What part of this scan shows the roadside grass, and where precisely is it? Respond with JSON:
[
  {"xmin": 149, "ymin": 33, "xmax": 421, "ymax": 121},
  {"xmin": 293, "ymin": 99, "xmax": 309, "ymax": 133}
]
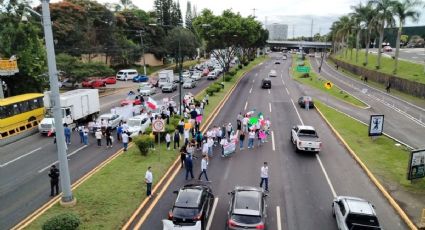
[
  {"xmin": 333, "ymin": 50, "xmax": 425, "ymax": 84},
  {"xmin": 290, "ymin": 57, "xmax": 368, "ymax": 108},
  {"xmin": 326, "ymin": 59, "xmax": 425, "ymax": 108},
  {"xmin": 24, "ymin": 55, "xmax": 267, "ymax": 229},
  {"xmin": 315, "ymin": 101, "xmax": 425, "ymax": 194}
]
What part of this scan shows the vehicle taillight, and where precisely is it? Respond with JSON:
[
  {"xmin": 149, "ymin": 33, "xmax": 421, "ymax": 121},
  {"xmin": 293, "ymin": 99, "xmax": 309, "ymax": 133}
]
[
  {"xmin": 194, "ymin": 213, "xmax": 202, "ymax": 221},
  {"xmin": 168, "ymin": 211, "xmax": 173, "ymax": 220},
  {"xmin": 256, "ymin": 223, "xmax": 265, "ymax": 229},
  {"xmin": 319, "ymin": 142, "xmax": 323, "ymax": 148},
  {"xmin": 228, "ymin": 219, "xmax": 237, "ymax": 227}
]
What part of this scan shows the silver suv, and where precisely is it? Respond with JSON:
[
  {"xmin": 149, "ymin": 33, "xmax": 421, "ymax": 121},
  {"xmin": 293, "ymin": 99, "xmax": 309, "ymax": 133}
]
[{"xmin": 332, "ymin": 196, "xmax": 382, "ymax": 230}]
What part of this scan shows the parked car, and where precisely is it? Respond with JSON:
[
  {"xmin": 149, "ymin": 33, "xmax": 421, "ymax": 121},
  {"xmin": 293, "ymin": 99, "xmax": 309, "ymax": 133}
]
[
  {"xmin": 282, "ymin": 55, "xmax": 287, "ymax": 60},
  {"xmin": 95, "ymin": 113, "xmax": 123, "ymax": 129},
  {"xmin": 332, "ymin": 196, "xmax": 382, "ymax": 230},
  {"xmin": 82, "ymin": 79, "xmax": 106, "ymax": 88},
  {"xmin": 127, "ymin": 114, "xmax": 151, "ymax": 138},
  {"xmin": 183, "ymin": 79, "xmax": 196, "ymax": 89},
  {"xmin": 139, "ymin": 85, "xmax": 156, "ymax": 96},
  {"xmin": 120, "ymin": 94, "xmax": 142, "ymax": 106},
  {"xmin": 133, "ymin": 75, "xmax": 149, "ymax": 83},
  {"xmin": 191, "ymin": 72, "xmax": 202, "ymax": 81},
  {"xmin": 261, "ymin": 78, "xmax": 271, "ymax": 89},
  {"xmin": 102, "ymin": 76, "xmax": 117, "ymax": 84},
  {"xmin": 226, "ymin": 186, "xmax": 267, "ymax": 230},
  {"xmin": 269, "ymin": 70, "xmax": 277, "ymax": 77},
  {"xmin": 298, "ymin": 96, "xmax": 314, "ymax": 109},
  {"xmin": 162, "ymin": 82, "xmax": 177, "ymax": 93},
  {"xmin": 207, "ymin": 71, "xmax": 218, "ymax": 80},
  {"xmin": 60, "ymin": 78, "xmax": 81, "ymax": 88},
  {"xmin": 383, "ymin": 46, "xmax": 392, "ymax": 52},
  {"xmin": 202, "ymin": 68, "xmax": 210, "ymax": 76},
  {"xmin": 168, "ymin": 184, "xmax": 214, "ymax": 230},
  {"xmin": 290, "ymin": 125, "xmax": 322, "ymax": 153}
]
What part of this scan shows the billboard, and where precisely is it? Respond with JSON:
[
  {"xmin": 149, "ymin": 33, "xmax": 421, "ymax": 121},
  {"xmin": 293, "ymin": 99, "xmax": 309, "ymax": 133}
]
[
  {"xmin": 368, "ymin": 115, "xmax": 384, "ymax": 136},
  {"xmin": 407, "ymin": 149, "xmax": 425, "ymax": 180}
]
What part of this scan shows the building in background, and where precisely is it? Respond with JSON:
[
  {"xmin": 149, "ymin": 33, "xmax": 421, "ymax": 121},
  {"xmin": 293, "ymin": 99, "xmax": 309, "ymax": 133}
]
[{"xmin": 266, "ymin": 23, "xmax": 288, "ymax": 41}]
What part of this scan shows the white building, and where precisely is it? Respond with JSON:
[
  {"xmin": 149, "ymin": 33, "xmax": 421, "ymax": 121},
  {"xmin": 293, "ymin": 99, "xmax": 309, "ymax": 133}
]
[{"xmin": 266, "ymin": 23, "xmax": 288, "ymax": 41}]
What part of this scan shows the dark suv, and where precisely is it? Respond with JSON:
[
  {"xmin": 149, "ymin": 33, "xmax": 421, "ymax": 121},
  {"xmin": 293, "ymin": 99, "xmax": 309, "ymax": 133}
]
[
  {"xmin": 261, "ymin": 78, "xmax": 271, "ymax": 89},
  {"xmin": 168, "ymin": 184, "xmax": 214, "ymax": 230},
  {"xmin": 226, "ymin": 186, "xmax": 267, "ymax": 230}
]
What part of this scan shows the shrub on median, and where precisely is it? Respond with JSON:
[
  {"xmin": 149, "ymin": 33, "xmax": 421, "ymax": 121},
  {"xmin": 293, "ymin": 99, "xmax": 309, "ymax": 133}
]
[
  {"xmin": 134, "ymin": 135, "xmax": 154, "ymax": 156},
  {"xmin": 42, "ymin": 213, "xmax": 81, "ymax": 230},
  {"xmin": 206, "ymin": 88, "xmax": 215, "ymax": 96}
]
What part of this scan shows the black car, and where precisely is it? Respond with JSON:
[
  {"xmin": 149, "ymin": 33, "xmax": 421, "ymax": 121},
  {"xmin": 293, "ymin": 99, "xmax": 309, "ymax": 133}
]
[
  {"xmin": 298, "ymin": 96, "xmax": 314, "ymax": 109},
  {"xmin": 168, "ymin": 184, "xmax": 214, "ymax": 230},
  {"xmin": 261, "ymin": 78, "xmax": 271, "ymax": 89},
  {"xmin": 227, "ymin": 186, "xmax": 267, "ymax": 230},
  {"xmin": 274, "ymin": 60, "xmax": 281, "ymax": 64}
]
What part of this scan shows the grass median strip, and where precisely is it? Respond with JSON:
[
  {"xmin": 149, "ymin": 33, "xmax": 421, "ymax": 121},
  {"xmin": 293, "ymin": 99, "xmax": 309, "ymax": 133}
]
[
  {"xmin": 24, "ymin": 56, "xmax": 267, "ymax": 229},
  {"xmin": 291, "ymin": 57, "xmax": 368, "ymax": 108},
  {"xmin": 315, "ymin": 101, "xmax": 425, "ymax": 194}
]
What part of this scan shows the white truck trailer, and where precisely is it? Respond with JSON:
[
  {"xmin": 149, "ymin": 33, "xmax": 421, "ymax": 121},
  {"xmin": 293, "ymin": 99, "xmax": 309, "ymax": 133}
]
[
  {"xmin": 38, "ymin": 89, "xmax": 100, "ymax": 134},
  {"xmin": 158, "ymin": 70, "xmax": 174, "ymax": 88}
]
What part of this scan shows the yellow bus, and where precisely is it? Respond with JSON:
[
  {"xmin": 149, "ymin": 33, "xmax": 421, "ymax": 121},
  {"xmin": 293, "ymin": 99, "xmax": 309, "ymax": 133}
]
[{"xmin": 0, "ymin": 93, "xmax": 44, "ymax": 139}]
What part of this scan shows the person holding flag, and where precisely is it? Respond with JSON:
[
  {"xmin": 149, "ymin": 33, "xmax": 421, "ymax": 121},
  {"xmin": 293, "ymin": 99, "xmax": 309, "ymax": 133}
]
[{"xmin": 146, "ymin": 97, "xmax": 158, "ymax": 110}]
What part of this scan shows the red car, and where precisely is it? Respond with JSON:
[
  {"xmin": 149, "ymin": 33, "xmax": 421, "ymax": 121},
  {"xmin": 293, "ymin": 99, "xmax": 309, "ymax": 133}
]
[
  {"xmin": 102, "ymin": 76, "xmax": 117, "ymax": 84},
  {"xmin": 120, "ymin": 94, "xmax": 142, "ymax": 106},
  {"xmin": 202, "ymin": 68, "xmax": 209, "ymax": 76},
  {"xmin": 82, "ymin": 79, "xmax": 106, "ymax": 88}
]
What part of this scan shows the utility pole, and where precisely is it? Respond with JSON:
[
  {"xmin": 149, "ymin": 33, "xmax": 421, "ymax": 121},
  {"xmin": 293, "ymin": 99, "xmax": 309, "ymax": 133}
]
[
  {"xmin": 292, "ymin": 24, "xmax": 295, "ymax": 40},
  {"xmin": 178, "ymin": 29, "xmax": 182, "ymax": 116},
  {"xmin": 310, "ymin": 18, "xmax": 314, "ymax": 41},
  {"xmin": 41, "ymin": 0, "xmax": 74, "ymax": 204},
  {"xmin": 252, "ymin": 8, "xmax": 257, "ymax": 18},
  {"xmin": 139, "ymin": 30, "xmax": 147, "ymax": 76}
]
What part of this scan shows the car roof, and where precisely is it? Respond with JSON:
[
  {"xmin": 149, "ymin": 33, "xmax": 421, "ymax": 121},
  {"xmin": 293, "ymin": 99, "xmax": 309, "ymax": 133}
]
[
  {"xmin": 339, "ymin": 196, "xmax": 376, "ymax": 215},
  {"xmin": 99, "ymin": 113, "xmax": 114, "ymax": 118},
  {"xmin": 233, "ymin": 189, "xmax": 262, "ymax": 216},
  {"xmin": 118, "ymin": 69, "xmax": 137, "ymax": 72}
]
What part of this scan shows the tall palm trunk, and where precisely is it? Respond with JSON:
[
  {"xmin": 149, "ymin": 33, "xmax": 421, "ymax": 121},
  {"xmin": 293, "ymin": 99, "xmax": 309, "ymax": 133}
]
[
  {"xmin": 364, "ymin": 27, "xmax": 371, "ymax": 66},
  {"xmin": 393, "ymin": 22, "xmax": 402, "ymax": 74},
  {"xmin": 355, "ymin": 29, "xmax": 360, "ymax": 63},
  {"xmin": 376, "ymin": 23, "xmax": 384, "ymax": 69},
  {"xmin": 345, "ymin": 35, "xmax": 349, "ymax": 58}
]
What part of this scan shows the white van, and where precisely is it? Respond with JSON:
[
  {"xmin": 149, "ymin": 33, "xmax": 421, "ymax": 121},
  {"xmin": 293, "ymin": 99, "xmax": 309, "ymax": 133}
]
[{"xmin": 116, "ymin": 69, "xmax": 138, "ymax": 81}]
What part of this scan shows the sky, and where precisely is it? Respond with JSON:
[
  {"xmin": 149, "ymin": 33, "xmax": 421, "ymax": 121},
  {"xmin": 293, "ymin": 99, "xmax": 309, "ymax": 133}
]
[{"xmin": 53, "ymin": 0, "xmax": 425, "ymax": 38}]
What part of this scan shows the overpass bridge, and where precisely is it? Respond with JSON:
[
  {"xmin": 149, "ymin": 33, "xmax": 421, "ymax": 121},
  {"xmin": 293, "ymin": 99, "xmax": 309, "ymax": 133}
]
[{"xmin": 267, "ymin": 40, "xmax": 331, "ymax": 51}]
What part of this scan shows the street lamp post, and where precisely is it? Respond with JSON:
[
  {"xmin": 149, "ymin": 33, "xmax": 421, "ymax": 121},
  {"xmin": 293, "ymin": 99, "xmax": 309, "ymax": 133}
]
[
  {"xmin": 138, "ymin": 30, "xmax": 147, "ymax": 76},
  {"xmin": 40, "ymin": 0, "xmax": 74, "ymax": 204}
]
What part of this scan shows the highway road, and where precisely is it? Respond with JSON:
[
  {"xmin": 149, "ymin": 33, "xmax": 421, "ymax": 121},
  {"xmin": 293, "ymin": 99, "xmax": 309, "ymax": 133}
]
[
  {"xmin": 135, "ymin": 54, "xmax": 407, "ymax": 230},
  {"xmin": 369, "ymin": 48, "xmax": 425, "ymax": 64},
  {"xmin": 0, "ymin": 76, "xmax": 213, "ymax": 229}
]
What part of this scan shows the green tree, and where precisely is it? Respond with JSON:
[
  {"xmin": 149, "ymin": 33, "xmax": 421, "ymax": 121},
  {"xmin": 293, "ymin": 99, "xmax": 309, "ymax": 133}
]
[
  {"xmin": 170, "ymin": 1, "xmax": 182, "ymax": 26},
  {"xmin": 185, "ymin": 1, "xmax": 193, "ymax": 31},
  {"xmin": 392, "ymin": 0, "xmax": 422, "ymax": 74},
  {"xmin": 164, "ymin": 27, "xmax": 199, "ymax": 66},
  {"xmin": 400, "ymin": 34, "xmax": 409, "ymax": 45}
]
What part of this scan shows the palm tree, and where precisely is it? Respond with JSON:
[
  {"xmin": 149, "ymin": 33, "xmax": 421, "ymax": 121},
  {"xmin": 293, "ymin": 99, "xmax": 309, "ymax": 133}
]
[
  {"xmin": 336, "ymin": 16, "xmax": 354, "ymax": 59},
  {"xmin": 362, "ymin": 3, "xmax": 377, "ymax": 66},
  {"xmin": 351, "ymin": 3, "xmax": 374, "ymax": 64},
  {"xmin": 392, "ymin": 0, "xmax": 422, "ymax": 74},
  {"xmin": 369, "ymin": 0, "xmax": 397, "ymax": 69}
]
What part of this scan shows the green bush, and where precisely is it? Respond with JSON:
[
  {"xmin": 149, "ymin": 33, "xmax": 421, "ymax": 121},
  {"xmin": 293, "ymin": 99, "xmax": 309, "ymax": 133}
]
[
  {"xmin": 243, "ymin": 62, "xmax": 249, "ymax": 66},
  {"xmin": 224, "ymin": 76, "xmax": 232, "ymax": 82},
  {"xmin": 211, "ymin": 84, "xmax": 221, "ymax": 92},
  {"xmin": 144, "ymin": 126, "xmax": 152, "ymax": 135},
  {"xmin": 42, "ymin": 213, "xmax": 81, "ymax": 230},
  {"xmin": 134, "ymin": 135, "xmax": 154, "ymax": 156},
  {"xmin": 238, "ymin": 64, "xmax": 243, "ymax": 69},
  {"xmin": 206, "ymin": 88, "xmax": 215, "ymax": 96},
  {"xmin": 228, "ymin": 69, "xmax": 237, "ymax": 76}
]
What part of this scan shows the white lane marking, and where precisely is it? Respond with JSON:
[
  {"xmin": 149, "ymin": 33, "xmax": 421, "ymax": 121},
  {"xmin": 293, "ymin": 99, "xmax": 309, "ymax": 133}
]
[
  {"xmin": 253, "ymin": 79, "xmax": 255, "ymax": 83},
  {"xmin": 206, "ymin": 197, "xmax": 219, "ymax": 230},
  {"xmin": 0, "ymin": 147, "xmax": 42, "ymax": 167},
  {"xmin": 38, "ymin": 145, "xmax": 87, "ymax": 173},
  {"xmin": 282, "ymin": 78, "xmax": 285, "ymax": 85},
  {"xmin": 271, "ymin": 131, "xmax": 276, "ymax": 151},
  {"xmin": 268, "ymin": 89, "xmax": 271, "ymax": 94},
  {"xmin": 244, "ymin": 101, "xmax": 248, "ymax": 111},
  {"xmin": 290, "ymin": 98, "xmax": 304, "ymax": 125},
  {"xmin": 249, "ymin": 87, "xmax": 253, "ymax": 94},
  {"xmin": 269, "ymin": 103, "xmax": 272, "ymax": 113},
  {"xmin": 285, "ymin": 87, "xmax": 290, "ymax": 95},
  {"xmin": 280, "ymin": 73, "xmax": 283, "ymax": 79},
  {"xmin": 412, "ymin": 56, "xmax": 418, "ymax": 59},
  {"xmin": 316, "ymin": 154, "xmax": 337, "ymax": 198},
  {"xmin": 276, "ymin": 206, "xmax": 282, "ymax": 230}
]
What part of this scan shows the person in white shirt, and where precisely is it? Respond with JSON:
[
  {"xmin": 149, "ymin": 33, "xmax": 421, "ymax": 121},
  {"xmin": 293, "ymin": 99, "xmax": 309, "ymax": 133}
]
[
  {"xmin": 122, "ymin": 132, "xmax": 129, "ymax": 151},
  {"xmin": 122, "ymin": 121, "xmax": 129, "ymax": 132},
  {"xmin": 198, "ymin": 155, "xmax": 210, "ymax": 181},
  {"xmin": 145, "ymin": 166, "xmax": 153, "ymax": 197},
  {"xmin": 220, "ymin": 138, "xmax": 228, "ymax": 157},
  {"xmin": 260, "ymin": 162, "xmax": 269, "ymax": 192},
  {"xmin": 207, "ymin": 137, "xmax": 214, "ymax": 157},
  {"xmin": 165, "ymin": 133, "xmax": 171, "ymax": 150},
  {"xmin": 248, "ymin": 130, "xmax": 256, "ymax": 149},
  {"xmin": 95, "ymin": 129, "xmax": 102, "ymax": 146},
  {"xmin": 202, "ymin": 140, "xmax": 209, "ymax": 156},
  {"xmin": 242, "ymin": 116, "xmax": 249, "ymax": 133}
]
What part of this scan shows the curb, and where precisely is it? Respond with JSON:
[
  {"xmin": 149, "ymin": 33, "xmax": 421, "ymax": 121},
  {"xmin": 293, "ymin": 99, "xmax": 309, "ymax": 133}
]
[{"xmin": 315, "ymin": 105, "xmax": 418, "ymax": 230}]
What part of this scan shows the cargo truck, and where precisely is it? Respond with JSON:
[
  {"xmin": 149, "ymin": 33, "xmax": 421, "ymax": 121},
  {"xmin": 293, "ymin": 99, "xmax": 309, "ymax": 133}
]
[
  {"xmin": 158, "ymin": 70, "xmax": 175, "ymax": 88},
  {"xmin": 38, "ymin": 89, "xmax": 100, "ymax": 134}
]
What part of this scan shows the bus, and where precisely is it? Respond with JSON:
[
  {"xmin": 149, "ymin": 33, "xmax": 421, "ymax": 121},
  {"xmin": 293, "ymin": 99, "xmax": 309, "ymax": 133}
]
[{"xmin": 0, "ymin": 93, "xmax": 44, "ymax": 139}]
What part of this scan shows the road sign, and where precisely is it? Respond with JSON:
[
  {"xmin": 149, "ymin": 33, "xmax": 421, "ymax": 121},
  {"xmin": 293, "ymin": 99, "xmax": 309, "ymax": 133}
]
[
  {"xmin": 0, "ymin": 59, "xmax": 19, "ymax": 76},
  {"xmin": 368, "ymin": 115, "xmax": 384, "ymax": 136},
  {"xmin": 324, "ymin": 81, "xmax": 333, "ymax": 89},
  {"xmin": 407, "ymin": 149, "xmax": 425, "ymax": 180},
  {"xmin": 296, "ymin": 66, "xmax": 310, "ymax": 73},
  {"xmin": 152, "ymin": 119, "xmax": 165, "ymax": 132}
]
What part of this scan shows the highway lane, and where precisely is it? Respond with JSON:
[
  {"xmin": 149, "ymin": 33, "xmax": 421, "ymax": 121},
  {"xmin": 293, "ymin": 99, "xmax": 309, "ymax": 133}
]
[
  {"xmin": 368, "ymin": 48, "xmax": 425, "ymax": 64},
  {"xmin": 137, "ymin": 54, "xmax": 406, "ymax": 230},
  {"xmin": 0, "ymin": 77, "xmax": 213, "ymax": 229},
  {"xmin": 310, "ymin": 56, "xmax": 425, "ymax": 149}
]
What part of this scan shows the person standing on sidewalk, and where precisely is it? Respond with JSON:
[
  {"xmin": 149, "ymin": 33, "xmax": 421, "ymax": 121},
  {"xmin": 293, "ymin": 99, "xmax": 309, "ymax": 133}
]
[
  {"xmin": 239, "ymin": 131, "xmax": 245, "ymax": 150},
  {"xmin": 185, "ymin": 153, "xmax": 194, "ymax": 180},
  {"xmin": 122, "ymin": 131, "xmax": 129, "ymax": 151},
  {"xmin": 145, "ymin": 166, "xmax": 153, "ymax": 197},
  {"xmin": 48, "ymin": 165, "xmax": 60, "ymax": 196},
  {"xmin": 260, "ymin": 162, "xmax": 269, "ymax": 192},
  {"xmin": 165, "ymin": 132, "xmax": 171, "ymax": 150},
  {"xmin": 198, "ymin": 155, "xmax": 210, "ymax": 182},
  {"xmin": 95, "ymin": 129, "xmax": 102, "ymax": 146}
]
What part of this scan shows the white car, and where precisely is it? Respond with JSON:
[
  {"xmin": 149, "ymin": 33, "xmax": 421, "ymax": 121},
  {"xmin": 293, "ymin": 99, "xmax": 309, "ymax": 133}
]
[
  {"xmin": 127, "ymin": 114, "xmax": 151, "ymax": 138},
  {"xmin": 182, "ymin": 71, "xmax": 191, "ymax": 78},
  {"xmin": 269, "ymin": 70, "xmax": 277, "ymax": 77},
  {"xmin": 96, "ymin": 113, "xmax": 123, "ymax": 129},
  {"xmin": 207, "ymin": 71, "xmax": 217, "ymax": 80},
  {"xmin": 162, "ymin": 220, "xmax": 201, "ymax": 230},
  {"xmin": 139, "ymin": 86, "xmax": 156, "ymax": 96},
  {"xmin": 191, "ymin": 72, "xmax": 202, "ymax": 81},
  {"xmin": 183, "ymin": 79, "xmax": 196, "ymax": 89}
]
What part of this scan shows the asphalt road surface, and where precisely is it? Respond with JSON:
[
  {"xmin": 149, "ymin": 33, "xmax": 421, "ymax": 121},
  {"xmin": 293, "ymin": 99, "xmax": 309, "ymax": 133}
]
[
  {"xmin": 369, "ymin": 48, "xmax": 425, "ymax": 64},
  {"xmin": 0, "ymin": 77, "xmax": 213, "ymax": 229},
  {"xmin": 136, "ymin": 54, "xmax": 407, "ymax": 230}
]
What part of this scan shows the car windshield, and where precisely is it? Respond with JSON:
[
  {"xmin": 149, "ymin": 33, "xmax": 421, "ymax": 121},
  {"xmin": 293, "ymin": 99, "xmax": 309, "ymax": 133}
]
[
  {"xmin": 172, "ymin": 207, "xmax": 199, "ymax": 218},
  {"xmin": 231, "ymin": 214, "xmax": 261, "ymax": 224},
  {"xmin": 128, "ymin": 120, "xmax": 141, "ymax": 127},
  {"xmin": 234, "ymin": 191, "xmax": 260, "ymax": 211}
]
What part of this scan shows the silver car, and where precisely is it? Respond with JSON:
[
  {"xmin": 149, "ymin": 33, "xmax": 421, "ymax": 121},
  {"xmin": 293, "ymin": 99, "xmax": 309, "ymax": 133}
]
[
  {"xmin": 332, "ymin": 196, "xmax": 382, "ymax": 230},
  {"xmin": 183, "ymin": 79, "xmax": 196, "ymax": 89},
  {"xmin": 162, "ymin": 82, "xmax": 177, "ymax": 93},
  {"xmin": 96, "ymin": 113, "xmax": 123, "ymax": 129},
  {"xmin": 139, "ymin": 86, "xmax": 156, "ymax": 96}
]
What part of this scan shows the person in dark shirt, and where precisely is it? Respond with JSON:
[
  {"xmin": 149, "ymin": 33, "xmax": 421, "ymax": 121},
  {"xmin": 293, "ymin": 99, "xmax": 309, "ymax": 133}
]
[{"xmin": 48, "ymin": 165, "xmax": 60, "ymax": 196}]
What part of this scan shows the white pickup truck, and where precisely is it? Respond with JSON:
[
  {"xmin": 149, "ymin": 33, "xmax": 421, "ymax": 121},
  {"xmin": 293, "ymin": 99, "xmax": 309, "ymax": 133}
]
[{"xmin": 290, "ymin": 125, "xmax": 322, "ymax": 153}]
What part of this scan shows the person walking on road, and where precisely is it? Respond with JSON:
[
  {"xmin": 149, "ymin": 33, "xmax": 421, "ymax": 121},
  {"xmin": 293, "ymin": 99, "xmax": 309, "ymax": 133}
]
[
  {"xmin": 83, "ymin": 126, "xmax": 89, "ymax": 145},
  {"xmin": 220, "ymin": 137, "xmax": 228, "ymax": 157},
  {"xmin": 145, "ymin": 166, "xmax": 153, "ymax": 197},
  {"xmin": 386, "ymin": 81, "xmax": 391, "ymax": 93},
  {"xmin": 117, "ymin": 124, "xmax": 123, "ymax": 142},
  {"xmin": 198, "ymin": 155, "xmax": 210, "ymax": 182},
  {"xmin": 122, "ymin": 131, "xmax": 129, "ymax": 151},
  {"xmin": 305, "ymin": 97, "xmax": 310, "ymax": 111},
  {"xmin": 173, "ymin": 129, "xmax": 180, "ymax": 149},
  {"xmin": 248, "ymin": 129, "xmax": 255, "ymax": 149},
  {"xmin": 165, "ymin": 132, "xmax": 171, "ymax": 150},
  {"xmin": 95, "ymin": 129, "xmax": 102, "ymax": 146},
  {"xmin": 207, "ymin": 137, "xmax": 214, "ymax": 157},
  {"xmin": 239, "ymin": 131, "xmax": 245, "ymax": 150},
  {"xmin": 78, "ymin": 125, "xmax": 84, "ymax": 143},
  {"xmin": 48, "ymin": 165, "xmax": 60, "ymax": 196},
  {"xmin": 180, "ymin": 146, "xmax": 186, "ymax": 168},
  {"xmin": 185, "ymin": 153, "xmax": 194, "ymax": 180},
  {"xmin": 64, "ymin": 124, "xmax": 71, "ymax": 145},
  {"xmin": 105, "ymin": 127, "xmax": 113, "ymax": 148},
  {"xmin": 260, "ymin": 162, "xmax": 269, "ymax": 192},
  {"xmin": 226, "ymin": 123, "xmax": 233, "ymax": 139}
]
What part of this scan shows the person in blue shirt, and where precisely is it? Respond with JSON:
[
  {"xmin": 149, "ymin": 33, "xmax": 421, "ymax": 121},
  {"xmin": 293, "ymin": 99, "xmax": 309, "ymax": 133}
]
[
  {"xmin": 64, "ymin": 124, "xmax": 71, "ymax": 145},
  {"xmin": 117, "ymin": 124, "xmax": 123, "ymax": 142}
]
